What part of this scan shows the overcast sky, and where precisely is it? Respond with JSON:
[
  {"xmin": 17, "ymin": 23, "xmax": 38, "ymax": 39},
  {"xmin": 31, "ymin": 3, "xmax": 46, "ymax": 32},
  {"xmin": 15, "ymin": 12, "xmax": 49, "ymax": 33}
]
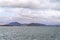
[{"xmin": 0, "ymin": 0, "xmax": 60, "ymax": 25}]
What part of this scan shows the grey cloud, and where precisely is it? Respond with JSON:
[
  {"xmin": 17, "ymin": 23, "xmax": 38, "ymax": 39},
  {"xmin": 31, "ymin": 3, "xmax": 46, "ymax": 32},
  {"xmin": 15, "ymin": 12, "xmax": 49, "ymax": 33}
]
[
  {"xmin": 49, "ymin": 0, "xmax": 60, "ymax": 10},
  {"xmin": 50, "ymin": 0, "xmax": 60, "ymax": 2},
  {"xmin": 0, "ymin": 0, "xmax": 58, "ymax": 9}
]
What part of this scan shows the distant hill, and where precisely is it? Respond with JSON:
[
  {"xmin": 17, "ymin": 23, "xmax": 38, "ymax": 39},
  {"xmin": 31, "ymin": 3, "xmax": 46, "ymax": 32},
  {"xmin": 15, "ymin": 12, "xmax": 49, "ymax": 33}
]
[
  {"xmin": 3, "ymin": 22, "xmax": 21, "ymax": 26},
  {"xmin": 1, "ymin": 22, "xmax": 47, "ymax": 26},
  {"xmin": 27, "ymin": 23, "xmax": 46, "ymax": 26}
]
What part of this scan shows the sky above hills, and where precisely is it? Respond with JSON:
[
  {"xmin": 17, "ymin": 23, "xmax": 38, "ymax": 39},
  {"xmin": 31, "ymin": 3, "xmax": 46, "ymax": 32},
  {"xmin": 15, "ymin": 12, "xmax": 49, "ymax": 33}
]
[{"xmin": 0, "ymin": 0, "xmax": 60, "ymax": 25}]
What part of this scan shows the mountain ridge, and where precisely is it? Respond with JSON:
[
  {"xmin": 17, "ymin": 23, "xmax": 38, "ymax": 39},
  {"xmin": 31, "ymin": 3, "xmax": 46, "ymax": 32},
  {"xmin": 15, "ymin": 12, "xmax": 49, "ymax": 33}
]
[
  {"xmin": 2, "ymin": 22, "xmax": 46, "ymax": 26},
  {"xmin": 1, "ymin": 22, "xmax": 60, "ymax": 26}
]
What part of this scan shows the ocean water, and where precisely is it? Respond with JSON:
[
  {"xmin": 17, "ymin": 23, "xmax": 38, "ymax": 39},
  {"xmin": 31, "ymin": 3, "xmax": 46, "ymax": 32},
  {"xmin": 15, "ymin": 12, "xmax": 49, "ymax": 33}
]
[{"xmin": 0, "ymin": 26, "xmax": 59, "ymax": 40}]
